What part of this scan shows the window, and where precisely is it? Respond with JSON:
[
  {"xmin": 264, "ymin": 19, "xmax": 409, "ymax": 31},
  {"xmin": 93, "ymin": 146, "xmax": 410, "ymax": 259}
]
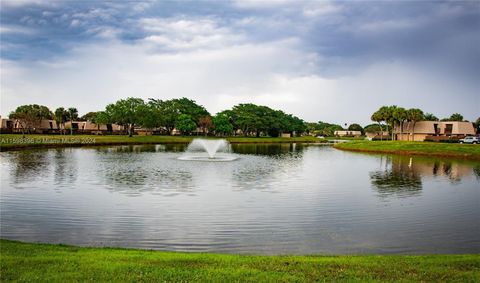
[{"xmin": 445, "ymin": 124, "xmax": 453, "ymax": 136}]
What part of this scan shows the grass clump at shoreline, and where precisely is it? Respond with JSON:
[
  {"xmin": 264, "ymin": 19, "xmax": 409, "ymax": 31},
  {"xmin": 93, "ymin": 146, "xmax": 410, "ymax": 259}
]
[
  {"xmin": 1, "ymin": 240, "xmax": 479, "ymax": 282},
  {"xmin": 0, "ymin": 134, "xmax": 323, "ymax": 151},
  {"xmin": 334, "ymin": 140, "xmax": 480, "ymax": 160}
]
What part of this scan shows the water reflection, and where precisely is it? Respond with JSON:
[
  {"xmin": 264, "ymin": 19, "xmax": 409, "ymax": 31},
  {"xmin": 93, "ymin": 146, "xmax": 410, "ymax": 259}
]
[
  {"xmin": 94, "ymin": 144, "xmax": 187, "ymax": 153},
  {"xmin": 7, "ymin": 150, "xmax": 50, "ymax": 185},
  {"xmin": 474, "ymin": 166, "xmax": 480, "ymax": 180},
  {"xmin": 53, "ymin": 148, "xmax": 78, "ymax": 186},
  {"xmin": 230, "ymin": 143, "xmax": 304, "ymax": 156},
  {"xmin": 370, "ymin": 155, "xmax": 478, "ymax": 198},
  {"xmin": 1, "ymin": 145, "xmax": 479, "ymax": 254}
]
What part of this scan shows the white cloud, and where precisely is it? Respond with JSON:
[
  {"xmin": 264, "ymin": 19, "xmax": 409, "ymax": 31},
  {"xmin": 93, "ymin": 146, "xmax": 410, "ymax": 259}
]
[
  {"xmin": 0, "ymin": 25, "xmax": 35, "ymax": 34},
  {"xmin": 0, "ymin": 36, "xmax": 316, "ymax": 117},
  {"xmin": 139, "ymin": 17, "xmax": 244, "ymax": 51},
  {"xmin": 1, "ymin": 0, "xmax": 53, "ymax": 7},
  {"xmin": 302, "ymin": 2, "xmax": 342, "ymax": 17},
  {"xmin": 232, "ymin": 0, "xmax": 294, "ymax": 9},
  {"xmin": 356, "ymin": 19, "xmax": 417, "ymax": 33}
]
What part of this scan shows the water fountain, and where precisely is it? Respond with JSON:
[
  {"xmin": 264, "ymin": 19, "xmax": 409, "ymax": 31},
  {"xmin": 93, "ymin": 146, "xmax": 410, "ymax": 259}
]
[{"xmin": 178, "ymin": 138, "xmax": 238, "ymax": 161}]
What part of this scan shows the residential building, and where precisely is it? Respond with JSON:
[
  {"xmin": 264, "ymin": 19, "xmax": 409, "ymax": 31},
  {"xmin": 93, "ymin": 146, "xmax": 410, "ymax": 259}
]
[
  {"xmin": 334, "ymin": 130, "xmax": 362, "ymax": 137},
  {"xmin": 395, "ymin": 121, "xmax": 475, "ymax": 141}
]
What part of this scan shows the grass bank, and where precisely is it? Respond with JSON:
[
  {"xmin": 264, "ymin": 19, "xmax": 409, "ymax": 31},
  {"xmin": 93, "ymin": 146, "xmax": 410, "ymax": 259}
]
[
  {"xmin": 334, "ymin": 140, "xmax": 480, "ymax": 160},
  {"xmin": 1, "ymin": 240, "xmax": 479, "ymax": 282},
  {"xmin": 0, "ymin": 134, "xmax": 322, "ymax": 151}
]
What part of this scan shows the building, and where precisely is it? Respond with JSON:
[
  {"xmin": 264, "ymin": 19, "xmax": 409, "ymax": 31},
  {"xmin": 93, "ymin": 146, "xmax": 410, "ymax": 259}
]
[
  {"xmin": 334, "ymin": 130, "xmax": 362, "ymax": 137},
  {"xmin": 64, "ymin": 121, "xmax": 123, "ymax": 134},
  {"xmin": 395, "ymin": 121, "xmax": 475, "ymax": 141},
  {"xmin": 0, "ymin": 117, "xmax": 14, "ymax": 133},
  {"xmin": 1, "ymin": 117, "xmax": 124, "ymax": 134},
  {"xmin": 0, "ymin": 118, "xmax": 59, "ymax": 134}
]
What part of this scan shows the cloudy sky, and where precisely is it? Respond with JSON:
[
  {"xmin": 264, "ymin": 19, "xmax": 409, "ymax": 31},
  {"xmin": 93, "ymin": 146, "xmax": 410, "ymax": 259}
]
[{"xmin": 1, "ymin": 0, "xmax": 479, "ymax": 125}]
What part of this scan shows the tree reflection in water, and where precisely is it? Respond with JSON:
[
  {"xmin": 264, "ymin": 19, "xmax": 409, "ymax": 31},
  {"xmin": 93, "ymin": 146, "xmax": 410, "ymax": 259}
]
[
  {"xmin": 370, "ymin": 156, "xmax": 422, "ymax": 198},
  {"xmin": 370, "ymin": 155, "xmax": 478, "ymax": 198},
  {"xmin": 10, "ymin": 150, "xmax": 50, "ymax": 185}
]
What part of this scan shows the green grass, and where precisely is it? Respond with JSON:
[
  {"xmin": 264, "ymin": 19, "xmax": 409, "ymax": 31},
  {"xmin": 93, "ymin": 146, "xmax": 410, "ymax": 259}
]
[
  {"xmin": 0, "ymin": 134, "xmax": 323, "ymax": 151},
  {"xmin": 1, "ymin": 240, "xmax": 479, "ymax": 282},
  {"xmin": 334, "ymin": 140, "xmax": 480, "ymax": 160}
]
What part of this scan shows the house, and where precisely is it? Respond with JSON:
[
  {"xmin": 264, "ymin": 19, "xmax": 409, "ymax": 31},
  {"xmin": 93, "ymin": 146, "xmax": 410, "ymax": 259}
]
[
  {"xmin": 64, "ymin": 121, "xmax": 123, "ymax": 134},
  {"xmin": 0, "ymin": 117, "xmax": 14, "ymax": 133},
  {"xmin": 334, "ymin": 130, "xmax": 362, "ymax": 137},
  {"xmin": 2, "ymin": 117, "xmax": 124, "ymax": 134},
  {"xmin": 395, "ymin": 121, "xmax": 475, "ymax": 141},
  {"xmin": 5, "ymin": 118, "xmax": 59, "ymax": 134}
]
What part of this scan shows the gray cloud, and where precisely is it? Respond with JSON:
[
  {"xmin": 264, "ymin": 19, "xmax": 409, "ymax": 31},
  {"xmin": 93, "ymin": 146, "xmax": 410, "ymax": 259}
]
[{"xmin": 1, "ymin": 0, "xmax": 479, "ymax": 124}]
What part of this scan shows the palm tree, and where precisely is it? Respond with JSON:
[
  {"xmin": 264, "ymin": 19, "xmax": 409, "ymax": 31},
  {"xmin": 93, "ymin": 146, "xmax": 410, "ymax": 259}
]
[
  {"xmin": 371, "ymin": 110, "xmax": 385, "ymax": 140},
  {"xmin": 371, "ymin": 106, "xmax": 393, "ymax": 140},
  {"xmin": 393, "ymin": 107, "xmax": 407, "ymax": 141},
  {"xmin": 424, "ymin": 113, "xmax": 438, "ymax": 121},
  {"xmin": 67, "ymin": 107, "xmax": 78, "ymax": 135},
  {"xmin": 383, "ymin": 105, "xmax": 398, "ymax": 140},
  {"xmin": 406, "ymin": 108, "xmax": 424, "ymax": 141},
  {"xmin": 54, "ymin": 107, "xmax": 67, "ymax": 135}
]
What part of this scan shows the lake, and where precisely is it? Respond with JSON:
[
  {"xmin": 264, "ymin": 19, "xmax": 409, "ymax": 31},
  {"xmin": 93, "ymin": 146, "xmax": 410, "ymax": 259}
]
[{"xmin": 1, "ymin": 143, "xmax": 479, "ymax": 254}]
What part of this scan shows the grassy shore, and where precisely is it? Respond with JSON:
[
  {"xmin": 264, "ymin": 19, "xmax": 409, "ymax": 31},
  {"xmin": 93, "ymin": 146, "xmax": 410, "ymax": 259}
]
[
  {"xmin": 334, "ymin": 140, "xmax": 480, "ymax": 160},
  {"xmin": 0, "ymin": 134, "xmax": 322, "ymax": 151},
  {"xmin": 1, "ymin": 240, "xmax": 479, "ymax": 282}
]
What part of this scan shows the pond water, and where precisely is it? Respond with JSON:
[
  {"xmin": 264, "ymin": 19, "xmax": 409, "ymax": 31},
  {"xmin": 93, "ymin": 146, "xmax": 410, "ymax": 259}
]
[{"xmin": 1, "ymin": 144, "xmax": 479, "ymax": 254}]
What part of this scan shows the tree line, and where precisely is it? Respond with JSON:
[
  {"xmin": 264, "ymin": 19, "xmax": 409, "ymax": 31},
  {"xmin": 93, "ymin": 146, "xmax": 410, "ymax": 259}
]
[
  {"xmin": 7, "ymin": 100, "xmax": 478, "ymax": 138},
  {"xmin": 7, "ymin": 98, "xmax": 307, "ymax": 137}
]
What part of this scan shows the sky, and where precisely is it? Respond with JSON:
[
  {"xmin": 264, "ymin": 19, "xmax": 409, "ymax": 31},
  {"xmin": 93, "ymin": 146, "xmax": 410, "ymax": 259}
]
[{"xmin": 1, "ymin": 0, "xmax": 479, "ymax": 125}]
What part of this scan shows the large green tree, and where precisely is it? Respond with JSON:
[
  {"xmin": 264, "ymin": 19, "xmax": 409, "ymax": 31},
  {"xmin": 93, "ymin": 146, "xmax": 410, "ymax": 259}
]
[
  {"xmin": 139, "ymin": 100, "xmax": 165, "ymax": 131},
  {"xmin": 80, "ymin": 111, "xmax": 102, "ymax": 131},
  {"xmin": 227, "ymin": 104, "xmax": 305, "ymax": 137},
  {"xmin": 175, "ymin": 114, "xmax": 197, "ymax": 135},
  {"xmin": 9, "ymin": 104, "xmax": 52, "ymax": 137},
  {"xmin": 313, "ymin": 121, "xmax": 343, "ymax": 137},
  {"xmin": 348, "ymin": 123, "xmax": 364, "ymax": 135},
  {"xmin": 212, "ymin": 113, "xmax": 233, "ymax": 136},
  {"xmin": 104, "ymin": 97, "xmax": 145, "ymax": 137},
  {"xmin": 148, "ymin": 98, "xmax": 209, "ymax": 134}
]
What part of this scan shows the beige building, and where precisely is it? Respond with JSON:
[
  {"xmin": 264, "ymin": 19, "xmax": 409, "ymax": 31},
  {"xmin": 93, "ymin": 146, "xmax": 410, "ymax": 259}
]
[
  {"xmin": 395, "ymin": 121, "xmax": 475, "ymax": 141},
  {"xmin": 0, "ymin": 118, "xmax": 14, "ymax": 130},
  {"xmin": 1, "ymin": 117, "xmax": 123, "ymax": 134},
  {"xmin": 1, "ymin": 118, "xmax": 59, "ymax": 133},
  {"xmin": 334, "ymin": 130, "xmax": 362, "ymax": 137},
  {"xmin": 64, "ymin": 121, "xmax": 123, "ymax": 133}
]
